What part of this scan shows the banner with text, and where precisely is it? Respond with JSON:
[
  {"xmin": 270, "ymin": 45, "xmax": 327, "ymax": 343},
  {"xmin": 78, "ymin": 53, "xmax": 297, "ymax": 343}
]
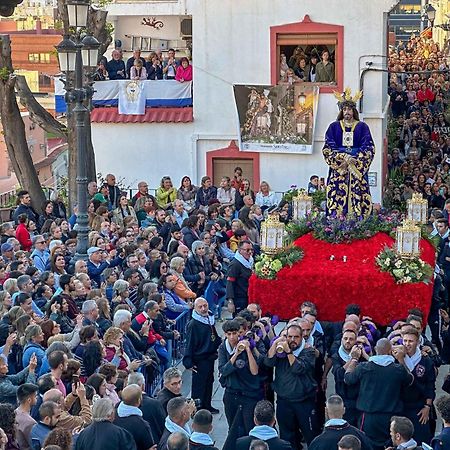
[{"xmin": 234, "ymin": 84, "xmax": 319, "ymax": 154}]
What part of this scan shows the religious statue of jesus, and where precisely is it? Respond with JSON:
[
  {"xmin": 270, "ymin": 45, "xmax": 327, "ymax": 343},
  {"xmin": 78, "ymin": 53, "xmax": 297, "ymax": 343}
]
[{"xmin": 322, "ymin": 89, "xmax": 374, "ymax": 219}]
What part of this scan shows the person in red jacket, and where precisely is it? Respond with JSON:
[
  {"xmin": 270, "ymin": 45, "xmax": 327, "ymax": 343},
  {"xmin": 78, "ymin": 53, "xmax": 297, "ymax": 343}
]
[
  {"xmin": 131, "ymin": 300, "xmax": 166, "ymax": 346},
  {"xmin": 15, "ymin": 214, "xmax": 32, "ymax": 252},
  {"xmin": 131, "ymin": 300, "xmax": 170, "ymax": 369},
  {"xmin": 417, "ymin": 83, "xmax": 435, "ymax": 103},
  {"xmin": 175, "ymin": 57, "xmax": 193, "ymax": 82}
]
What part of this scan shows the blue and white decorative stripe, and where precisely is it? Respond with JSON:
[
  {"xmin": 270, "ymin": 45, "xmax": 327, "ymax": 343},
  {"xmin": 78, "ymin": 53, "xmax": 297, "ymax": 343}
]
[{"xmin": 54, "ymin": 78, "xmax": 193, "ymax": 114}]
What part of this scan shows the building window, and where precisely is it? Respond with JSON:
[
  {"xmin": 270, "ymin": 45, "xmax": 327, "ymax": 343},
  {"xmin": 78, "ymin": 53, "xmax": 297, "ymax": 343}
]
[
  {"xmin": 277, "ymin": 33, "xmax": 337, "ymax": 84},
  {"xmin": 28, "ymin": 53, "xmax": 39, "ymax": 63},
  {"xmin": 40, "ymin": 53, "xmax": 51, "ymax": 64},
  {"xmin": 39, "ymin": 74, "xmax": 52, "ymax": 87},
  {"xmin": 270, "ymin": 16, "xmax": 344, "ymax": 94}
]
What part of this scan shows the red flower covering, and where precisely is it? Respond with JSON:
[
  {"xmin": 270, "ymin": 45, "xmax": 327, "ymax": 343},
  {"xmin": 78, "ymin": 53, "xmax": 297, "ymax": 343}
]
[{"xmin": 248, "ymin": 232, "xmax": 435, "ymax": 325}]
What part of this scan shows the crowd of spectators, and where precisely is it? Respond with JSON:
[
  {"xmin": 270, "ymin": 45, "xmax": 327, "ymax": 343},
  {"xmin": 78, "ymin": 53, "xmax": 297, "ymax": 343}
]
[
  {"xmin": 94, "ymin": 47, "xmax": 192, "ymax": 84},
  {"xmin": 0, "ymin": 162, "xmax": 447, "ymax": 450},
  {"xmin": 0, "ymin": 168, "xmax": 283, "ymax": 450},
  {"xmin": 3, "ymin": 47, "xmax": 450, "ymax": 448},
  {"xmin": 385, "ymin": 34, "xmax": 450, "ymax": 212}
]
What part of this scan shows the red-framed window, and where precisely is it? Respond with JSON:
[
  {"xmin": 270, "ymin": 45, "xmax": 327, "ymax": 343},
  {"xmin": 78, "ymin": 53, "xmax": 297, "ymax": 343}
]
[{"xmin": 270, "ymin": 15, "xmax": 344, "ymax": 93}]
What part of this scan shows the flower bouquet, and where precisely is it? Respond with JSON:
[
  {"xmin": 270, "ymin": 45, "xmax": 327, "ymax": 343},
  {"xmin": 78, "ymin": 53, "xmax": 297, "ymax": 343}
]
[
  {"xmin": 287, "ymin": 212, "xmax": 403, "ymax": 244},
  {"xmin": 255, "ymin": 246, "xmax": 304, "ymax": 280},
  {"xmin": 375, "ymin": 246, "xmax": 433, "ymax": 284}
]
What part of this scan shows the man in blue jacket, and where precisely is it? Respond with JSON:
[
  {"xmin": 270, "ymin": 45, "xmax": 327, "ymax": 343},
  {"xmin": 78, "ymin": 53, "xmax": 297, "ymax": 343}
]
[
  {"xmin": 87, "ymin": 246, "xmax": 124, "ymax": 288},
  {"xmin": 107, "ymin": 50, "xmax": 126, "ymax": 80}
]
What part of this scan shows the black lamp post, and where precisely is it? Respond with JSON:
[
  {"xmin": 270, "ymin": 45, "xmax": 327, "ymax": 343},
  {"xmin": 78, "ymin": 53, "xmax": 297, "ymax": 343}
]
[
  {"xmin": 426, "ymin": 4, "xmax": 437, "ymax": 28},
  {"xmin": 55, "ymin": 0, "xmax": 100, "ymax": 261}
]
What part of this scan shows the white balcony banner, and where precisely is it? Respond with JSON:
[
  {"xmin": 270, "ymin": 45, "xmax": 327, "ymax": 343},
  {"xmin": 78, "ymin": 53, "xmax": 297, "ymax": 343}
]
[{"xmin": 118, "ymin": 80, "xmax": 146, "ymax": 115}]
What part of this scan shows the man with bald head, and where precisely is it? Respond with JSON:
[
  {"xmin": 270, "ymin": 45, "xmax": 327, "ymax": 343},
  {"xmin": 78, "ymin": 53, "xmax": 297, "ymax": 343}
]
[
  {"xmin": 344, "ymin": 338, "xmax": 413, "ymax": 450},
  {"xmin": 114, "ymin": 384, "xmax": 156, "ymax": 450},
  {"xmin": 183, "ymin": 298, "xmax": 222, "ymax": 414},
  {"xmin": 309, "ymin": 395, "xmax": 373, "ymax": 450}
]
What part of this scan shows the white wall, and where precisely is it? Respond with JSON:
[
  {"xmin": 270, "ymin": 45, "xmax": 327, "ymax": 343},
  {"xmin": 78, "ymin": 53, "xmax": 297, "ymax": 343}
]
[
  {"xmin": 92, "ymin": 122, "xmax": 194, "ymax": 190},
  {"xmin": 107, "ymin": 0, "xmax": 187, "ymax": 18},
  {"xmin": 113, "ymin": 15, "xmax": 185, "ymax": 53}
]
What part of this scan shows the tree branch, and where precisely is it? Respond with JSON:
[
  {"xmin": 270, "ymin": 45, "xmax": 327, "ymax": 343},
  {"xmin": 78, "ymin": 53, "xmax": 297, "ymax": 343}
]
[
  {"xmin": 15, "ymin": 75, "xmax": 68, "ymax": 139},
  {"xmin": 88, "ymin": 6, "xmax": 112, "ymax": 58}
]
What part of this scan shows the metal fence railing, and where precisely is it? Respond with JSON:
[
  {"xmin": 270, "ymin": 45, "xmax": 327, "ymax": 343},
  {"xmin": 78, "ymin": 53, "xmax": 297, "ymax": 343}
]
[{"xmin": 149, "ymin": 309, "xmax": 190, "ymax": 395}]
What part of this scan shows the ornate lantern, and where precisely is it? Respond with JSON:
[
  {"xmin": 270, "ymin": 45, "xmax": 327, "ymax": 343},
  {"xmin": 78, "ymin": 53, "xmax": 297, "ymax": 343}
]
[
  {"xmin": 260, "ymin": 213, "xmax": 286, "ymax": 255},
  {"xmin": 396, "ymin": 220, "xmax": 421, "ymax": 257},
  {"xmin": 407, "ymin": 193, "xmax": 428, "ymax": 224},
  {"xmin": 292, "ymin": 191, "xmax": 313, "ymax": 221}
]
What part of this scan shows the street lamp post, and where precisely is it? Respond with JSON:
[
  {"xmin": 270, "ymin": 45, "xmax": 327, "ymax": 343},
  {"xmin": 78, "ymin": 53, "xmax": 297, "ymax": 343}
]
[
  {"xmin": 426, "ymin": 4, "xmax": 436, "ymax": 28},
  {"xmin": 55, "ymin": 0, "xmax": 100, "ymax": 261}
]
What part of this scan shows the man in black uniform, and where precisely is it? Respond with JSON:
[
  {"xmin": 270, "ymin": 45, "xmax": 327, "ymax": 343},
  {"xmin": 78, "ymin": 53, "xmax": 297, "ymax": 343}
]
[
  {"xmin": 400, "ymin": 326, "xmax": 435, "ymax": 445},
  {"xmin": 183, "ymin": 298, "xmax": 222, "ymax": 414},
  {"xmin": 309, "ymin": 395, "xmax": 372, "ymax": 450},
  {"xmin": 331, "ymin": 329, "xmax": 366, "ymax": 426},
  {"xmin": 264, "ymin": 323, "xmax": 317, "ymax": 449},
  {"xmin": 344, "ymin": 338, "xmax": 413, "ymax": 450},
  {"xmin": 218, "ymin": 319, "xmax": 264, "ymax": 434},
  {"xmin": 226, "ymin": 241, "xmax": 254, "ymax": 315},
  {"xmin": 302, "ymin": 314, "xmax": 326, "ymax": 432},
  {"xmin": 189, "ymin": 410, "xmax": 219, "ymax": 450}
]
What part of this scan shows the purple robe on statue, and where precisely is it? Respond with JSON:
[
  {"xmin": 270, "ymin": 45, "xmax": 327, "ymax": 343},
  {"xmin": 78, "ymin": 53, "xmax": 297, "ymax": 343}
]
[{"xmin": 322, "ymin": 120, "xmax": 375, "ymax": 218}]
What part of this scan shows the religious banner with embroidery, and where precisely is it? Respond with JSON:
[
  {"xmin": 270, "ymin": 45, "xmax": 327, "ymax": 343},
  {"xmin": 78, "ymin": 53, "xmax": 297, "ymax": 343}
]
[
  {"xmin": 118, "ymin": 80, "xmax": 146, "ymax": 115},
  {"xmin": 233, "ymin": 84, "xmax": 319, "ymax": 154}
]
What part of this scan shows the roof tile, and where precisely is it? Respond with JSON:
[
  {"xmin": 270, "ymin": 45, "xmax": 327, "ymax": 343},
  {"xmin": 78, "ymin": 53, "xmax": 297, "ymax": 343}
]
[{"xmin": 90, "ymin": 107, "xmax": 193, "ymax": 124}]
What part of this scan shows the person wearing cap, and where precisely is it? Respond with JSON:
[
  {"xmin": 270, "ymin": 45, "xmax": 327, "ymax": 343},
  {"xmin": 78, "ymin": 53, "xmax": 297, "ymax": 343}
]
[
  {"xmin": 1, "ymin": 242, "xmax": 14, "ymax": 263},
  {"xmin": 87, "ymin": 246, "xmax": 124, "ymax": 289}
]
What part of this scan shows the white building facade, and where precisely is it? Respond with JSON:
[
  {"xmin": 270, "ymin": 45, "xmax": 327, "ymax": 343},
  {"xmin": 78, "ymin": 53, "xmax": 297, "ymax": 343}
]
[{"xmin": 93, "ymin": 0, "xmax": 399, "ymax": 203}]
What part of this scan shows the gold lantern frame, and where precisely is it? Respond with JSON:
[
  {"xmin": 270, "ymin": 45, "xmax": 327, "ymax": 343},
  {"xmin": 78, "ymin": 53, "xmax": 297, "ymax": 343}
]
[
  {"xmin": 292, "ymin": 191, "xmax": 313, "ymax": 221},
  {"xmin": 406, "ymin": 193, "xmax": 428, "ymax": 224},
  {"xmin": 395, "ymin": 219, "xmax": 421, "ymax": 258},
  {"xmin": 260, "ymin": 213, "xmax": 286, "ymax": 255}
]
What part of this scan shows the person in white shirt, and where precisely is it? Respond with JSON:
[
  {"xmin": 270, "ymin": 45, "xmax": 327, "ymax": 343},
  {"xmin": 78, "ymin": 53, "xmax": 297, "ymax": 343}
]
[
  {"xmin": 217, "ymin": 177, "xmax": 236, "ymax": 207},
  {"xmin": 255, "ymin": 181, "xmax": 278, "ymax": 211}
]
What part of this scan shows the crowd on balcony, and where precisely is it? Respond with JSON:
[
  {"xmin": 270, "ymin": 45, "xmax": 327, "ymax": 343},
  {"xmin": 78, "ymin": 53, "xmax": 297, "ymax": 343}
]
[{"xmin": 94, "ymin": 48, "xmax": 193, "ymax": 84}]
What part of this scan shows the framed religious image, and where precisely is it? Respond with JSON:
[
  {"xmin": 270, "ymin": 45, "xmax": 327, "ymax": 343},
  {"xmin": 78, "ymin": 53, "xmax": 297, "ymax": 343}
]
[{"xmin": 368, "ymin": 172, "xmax": 377, "ymax": 187}]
